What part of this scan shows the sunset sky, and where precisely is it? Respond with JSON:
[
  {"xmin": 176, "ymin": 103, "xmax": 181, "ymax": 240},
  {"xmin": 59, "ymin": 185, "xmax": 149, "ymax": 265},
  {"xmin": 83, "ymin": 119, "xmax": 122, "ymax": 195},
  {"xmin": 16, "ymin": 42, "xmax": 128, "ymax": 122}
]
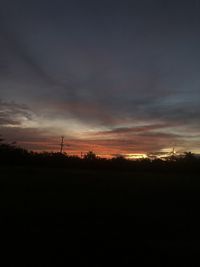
[{"xmin": 0, "ymin": 0, "xmax": 200, "ymax": 157}]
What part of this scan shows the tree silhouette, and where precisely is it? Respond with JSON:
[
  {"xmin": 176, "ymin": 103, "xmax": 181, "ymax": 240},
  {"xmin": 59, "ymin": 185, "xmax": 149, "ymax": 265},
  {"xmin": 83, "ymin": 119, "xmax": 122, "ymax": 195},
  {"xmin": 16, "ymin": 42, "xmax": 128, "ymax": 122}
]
[
  {"xmin": 183, "ymin": 152, "xmax": 195, "ymax": 160},
  {"xmin": 84, "ymin": 151, "xmax": 97, "ymax": 160}
]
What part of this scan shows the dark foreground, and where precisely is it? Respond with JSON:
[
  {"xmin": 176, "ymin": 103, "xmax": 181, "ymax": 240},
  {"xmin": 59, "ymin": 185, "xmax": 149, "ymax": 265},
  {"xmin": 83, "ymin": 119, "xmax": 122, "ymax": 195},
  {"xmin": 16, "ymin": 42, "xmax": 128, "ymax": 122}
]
[{"xmin": 0, "ymin": 166, "xmax": 200, "ymax": 266}]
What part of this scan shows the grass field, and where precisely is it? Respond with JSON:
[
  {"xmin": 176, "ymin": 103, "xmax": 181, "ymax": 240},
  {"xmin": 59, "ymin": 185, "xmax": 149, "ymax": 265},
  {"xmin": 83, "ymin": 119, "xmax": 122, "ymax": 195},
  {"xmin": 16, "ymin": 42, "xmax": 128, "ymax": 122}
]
[{"xmin": 0, "ymin": 165, "xmax": 200, "ymax": 266}]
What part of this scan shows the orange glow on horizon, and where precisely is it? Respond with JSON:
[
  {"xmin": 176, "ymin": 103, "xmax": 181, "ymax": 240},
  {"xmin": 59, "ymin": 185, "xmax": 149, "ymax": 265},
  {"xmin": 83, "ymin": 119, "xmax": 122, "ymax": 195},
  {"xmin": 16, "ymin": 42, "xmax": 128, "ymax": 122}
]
[
  {"xmin": 126, "ymin": 153, "xmax": 148, "ymax": 159},
  {"xmin": 17, "ymin": 136, "xmax": 199, "ymax": 160}
]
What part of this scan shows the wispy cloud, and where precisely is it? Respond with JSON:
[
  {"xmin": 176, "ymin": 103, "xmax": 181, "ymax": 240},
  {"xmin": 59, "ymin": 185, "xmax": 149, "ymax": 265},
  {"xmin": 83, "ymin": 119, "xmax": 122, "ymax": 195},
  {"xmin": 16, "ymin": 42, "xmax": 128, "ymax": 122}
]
[
  {"xmin": 0, "ymin": 99, "xmax": 33, "ymax": 126},
  {"xmin": 93, "ymin": 123, "xmax": 172, "ymax": 136}
]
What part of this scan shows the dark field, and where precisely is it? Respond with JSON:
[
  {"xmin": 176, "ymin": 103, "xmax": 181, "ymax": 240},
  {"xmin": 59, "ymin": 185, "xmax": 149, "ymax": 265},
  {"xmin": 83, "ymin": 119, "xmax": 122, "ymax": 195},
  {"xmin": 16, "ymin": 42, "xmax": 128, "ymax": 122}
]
[{"xmin": 1, "ymin": 166, "xmax": 200, "ymax": 266}]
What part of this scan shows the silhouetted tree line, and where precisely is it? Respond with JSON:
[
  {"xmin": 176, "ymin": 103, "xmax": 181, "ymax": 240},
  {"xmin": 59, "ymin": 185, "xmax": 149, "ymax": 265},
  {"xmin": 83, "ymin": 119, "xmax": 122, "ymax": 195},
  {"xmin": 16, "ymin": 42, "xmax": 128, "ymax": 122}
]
[{"xmin": 0, "ymin": 142, "xmax": 199, "ymax": 172}]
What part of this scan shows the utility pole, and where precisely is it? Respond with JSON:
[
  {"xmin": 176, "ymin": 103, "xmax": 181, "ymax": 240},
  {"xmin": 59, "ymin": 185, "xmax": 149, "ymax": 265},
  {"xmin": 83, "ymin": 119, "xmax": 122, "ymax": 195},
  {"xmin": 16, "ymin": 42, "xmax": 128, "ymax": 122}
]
[{"xmin": 60, "ymin": 136, "xmax": 64, "ymax": 153}]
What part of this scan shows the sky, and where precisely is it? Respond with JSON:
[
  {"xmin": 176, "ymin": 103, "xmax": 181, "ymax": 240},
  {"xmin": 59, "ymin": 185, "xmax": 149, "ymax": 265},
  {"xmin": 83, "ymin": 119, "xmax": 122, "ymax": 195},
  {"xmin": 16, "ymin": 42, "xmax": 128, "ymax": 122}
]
[{"xmin": 0, "ymin": 0, "xmax": 200, "ymax": 157}]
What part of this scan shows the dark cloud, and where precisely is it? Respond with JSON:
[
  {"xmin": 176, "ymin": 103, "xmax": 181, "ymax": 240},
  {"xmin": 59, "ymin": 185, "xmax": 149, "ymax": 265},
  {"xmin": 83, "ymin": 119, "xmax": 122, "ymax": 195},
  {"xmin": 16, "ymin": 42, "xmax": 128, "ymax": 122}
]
[
  {"xmin": 0, "ymin": 99, "xmax": 33, "ymax": 126},
  {"xmin": 93, "ymin": 123, "xmax": 172, "ymax": 136},
  {"xmin": 0, "ymin": 16, "xmax": 78, "ymax": 102}
]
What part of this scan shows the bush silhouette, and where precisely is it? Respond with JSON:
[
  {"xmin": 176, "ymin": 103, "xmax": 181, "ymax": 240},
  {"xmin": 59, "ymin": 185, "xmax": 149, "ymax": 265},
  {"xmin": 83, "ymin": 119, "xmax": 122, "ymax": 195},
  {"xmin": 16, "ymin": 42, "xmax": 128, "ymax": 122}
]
[{"xmin": 83, "ymin": 151, "xmax": 97, "ymax": 160}]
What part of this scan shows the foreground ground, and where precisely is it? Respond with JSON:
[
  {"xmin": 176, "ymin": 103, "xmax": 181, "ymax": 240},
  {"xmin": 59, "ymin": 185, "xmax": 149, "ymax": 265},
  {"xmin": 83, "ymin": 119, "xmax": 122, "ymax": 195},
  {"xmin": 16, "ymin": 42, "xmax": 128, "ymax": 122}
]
[{"xmin": 0, "ymin": 165, "xmax": 200, "ymax": 266}]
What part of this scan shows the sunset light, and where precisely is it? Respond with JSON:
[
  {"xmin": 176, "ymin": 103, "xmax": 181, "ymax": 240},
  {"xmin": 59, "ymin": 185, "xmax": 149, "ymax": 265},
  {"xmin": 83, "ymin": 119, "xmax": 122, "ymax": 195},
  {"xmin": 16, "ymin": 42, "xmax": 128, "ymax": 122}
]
[{"xmin": 1, "ymin": 1, "xmax": 200, "ymax": 266}]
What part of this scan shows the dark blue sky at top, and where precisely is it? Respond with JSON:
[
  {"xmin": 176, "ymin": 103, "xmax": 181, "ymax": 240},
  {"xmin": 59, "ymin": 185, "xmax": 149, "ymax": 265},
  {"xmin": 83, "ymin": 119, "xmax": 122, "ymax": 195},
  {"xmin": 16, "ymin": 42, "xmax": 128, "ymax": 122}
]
[{"xmin": 0, "ymin": 0, "xmax": 200, "ymax": 154}]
